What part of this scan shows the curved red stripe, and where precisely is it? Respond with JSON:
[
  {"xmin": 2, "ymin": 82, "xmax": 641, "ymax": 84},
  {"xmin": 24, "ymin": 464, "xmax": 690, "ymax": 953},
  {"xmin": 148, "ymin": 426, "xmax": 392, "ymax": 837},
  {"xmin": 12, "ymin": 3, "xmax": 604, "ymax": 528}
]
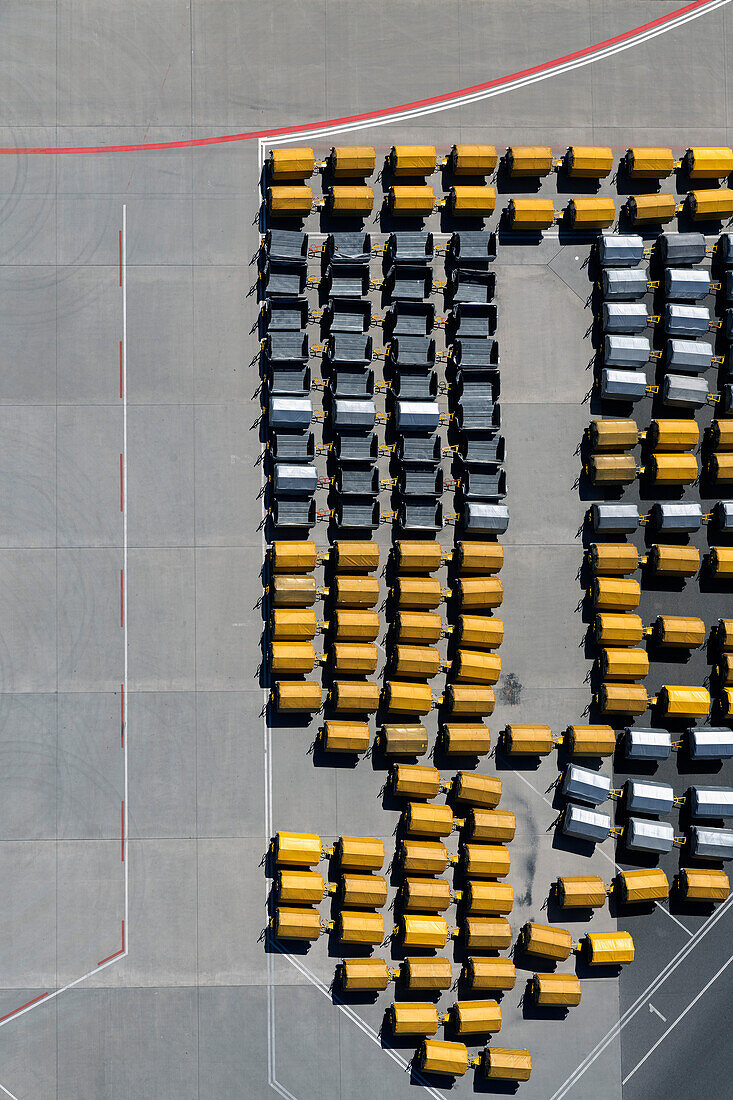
[{"xmin": 0, "ymin": 0, "xmax": 717, "ymax": 155}]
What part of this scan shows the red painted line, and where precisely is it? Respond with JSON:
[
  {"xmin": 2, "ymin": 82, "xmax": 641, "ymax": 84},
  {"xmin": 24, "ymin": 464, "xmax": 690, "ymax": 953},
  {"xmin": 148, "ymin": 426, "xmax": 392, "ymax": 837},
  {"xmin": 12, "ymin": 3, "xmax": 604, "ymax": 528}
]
[
  {"xmin": 120, "ymin": 570, "xmax": 124, "ymax": 627},
  {"xmin": 121, "ymin": 801, "xmax": 125, "ymax": 861},
  {"xmin": 98, "ymin": 924, "xmax": 124, "ymax": 967},
  {"xmin": 118, "ymin": 231, "xmax": 122, "ymax": 285},
  {"xmin": 121, "ymin": 684, "xmax": 125, "ymax": 747},
  {"xmin": 119, "ymin": 341, "xmax": 123, "ymax": 399},
  {"xmin": 119, "ymin": 454, "xmax": 124, "ymax": 512},
  {"xmin": 0, "ymin": 993, "xmax": 49, "ymax": 1023},
  {"xmin": 0, "ymin": 0, "xmax": 717, "ymax": 156}
]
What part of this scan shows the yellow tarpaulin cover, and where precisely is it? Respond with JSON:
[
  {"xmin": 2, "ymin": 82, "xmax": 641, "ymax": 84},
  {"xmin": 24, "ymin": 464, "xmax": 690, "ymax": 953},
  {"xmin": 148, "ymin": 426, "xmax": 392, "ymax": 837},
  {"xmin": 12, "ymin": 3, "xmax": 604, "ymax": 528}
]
[
  {"xmin": 627, "ymin": 192, "xmax": 676, "ymax": 224},
  {"xmin": 332, "ymin": 609, "xmax": 380, "ymax": 641},
  {"xmin": 593, "ymin": 576, "xmax": 641, "ymax": 611},
  {"xmin": 380, "ymin": 724, "xmax": 429, "ymax": 756},
  {"xmin": 507, "ymin": 197, "xmax": 555, "ymax": 228},
  {"xmin": 277, "ymin": 870, "xmax": 324, "ymax": 904},
  {"xmin": 384, "ymin": 680, "xmax": 433, "ymax": 715},
  {"xmin": 418, "ymin": 1040, "xmax": 470, "ymax": 1077},
  {"xmin": 650, "ymin": 544, "xmax": 700, "ymax": 578},
  {"xmin": 444, "ymin": 685, "xmax": 495, "ymax": 718},
  {"xmin": 484, "ymin": 1049, "xmax": 532, "ymax": 1082},
  {"xmin": 566, "ymin": 196, "xmax": 615, "ymax": 227},
  {"xmin": 461, "ymin": 843, "xmax": 511, "ymax": 879},
  {"xmin": 267, "ymin": 185, "xmax": 313, "ymax": 215},
  {"xmin": 710, "ymin": 419, "xmax": 733, "ymax": 451},
  {"xmin": 269, "ymin": 641, "xmax": 316, "ymax": 673},
  {"xmin": 274, "ymin": 831, "xmax": 321, "ymax": 867},
  {"xmin": 341, "ymin": 957, "xmax": 390, "ymax": 990},
  {"xmin": 464, "ymin": 957, "xmax": 516, "ymax": 991},
  {"xmin": 401, "ymin": 878, "xmax": 451, "ymax": 912},
  {"xmin": 450, "ymin": 144, "xmax": 498, "ymax": 175},
  {"xmin": 394, "ymin": 575, "xmax": 442, "ymax": 609},
  {"xmin": 456, "ymin": 541, "xmax": 504, "ymax": 573},
  {"xmin": 394, "ymin": 644, "xmax": 441, "ymax": 678},
  {"xmin": 566, "ymin": 725, "xmax": 617, "ymax": 757},
  {"xmin": 462, "ymin": 916, "xmax": 512, "ymax": 950},
  {"xmin": 618, "ymin": 868, "xmax": 669, "ymax": 903},
  {"xmin": 271, "ymin": 608, "xmax": 318, "ymax": 640},
  {"xmin": 723, "ymin": 687, "xmax": 733, "ymax": 717},
  {"xmin": 468, "ymin": 809, "xmax": 516, "ymax": 843},
  {"xmin": 717, "ymin": 653, "xmax": 733, "ymax": 684},
  {"xmin": 333, "ymin": 575, "xmax": 379, "ymax": 608},
  {"xmin": 566, "ymin": 145, "xmax": 613, "ymax": 178},
  {"xmin": 442, "ymin": 723, "xmax": 492, "ymax": 755},
  {"xmin": 655, "ymin": 615, "xmax": 705, "ymax": 648},
  {"xmin": 404, "ymin": 801, "xmax": 453, "ymax": 837},
  {"xmin": 402, "ymin": 957, "xmax": 453, "ymax": 990},
  {"xmin": 338, "ymin": 835, "xmax": 384, "ymax": 870},
  {"xmin": 689, "ymin": 187, "xmax": 733, "ymax": 219},
  {"xmin": 395, "ymin": 540, "xmax": 442, "ymax": 573},
  {"xmin": 457, "ymin": 615, "xmax": 504, "ymax": 650},
  {"xmin": 329, "ymin": 185, "xmax": 374, "ymax": 214},
  {"xmin": 464, "ymin": 880, "xmax": 514, "ymax": 914},
  {"xmin": 504, "ymin": 725, "xmax": 554, "ymax": 755},
  {"xmin": 329, "ymin": 146, "xmax": 376, "ymax": 178},
  {"xmin": 589, "ymin": 454, "xmax": 638, "ymax": 485},
  {"xmin": 599, "ymin": 683, "xmax": 648, "ymax": 715},
  {"xmin": 658, "ymin": 684, "xmax": 710, "ymax": 718},
  {"xmin": 453, "ymin": 649, "xmax": 501, "ymax": 684},
  {"xmin": 648, "ymin": 453, "xmax": 698, "ymax": 484},
  {"xmin": 534, "ymin": 974, "xmax": 582, "ymax": 1007},
  {"xmin": 719, "ymin": 618, "xmax": 733, "ymax": 652},
  {"xmin": 589, "ymin": 542, "xmax": 640, "ymax": 576},
  {"xmin": 456, "ymin": 576, "xmax": 503, "ymax": 609},
  {"xmin": 589, "ymin": 418, "xmax": 639, "ymax": 451},
  {"xmin": 506, "ymin": 146, "xmax": 553, "ymax": 176},
  {"xmin": 449, "ymin": 185, "xmax": 496, "ymax": 215},
  {"xmin": 556, "ymin": 875, "xmax": 608, "ymax": 908},
  {"xmin": 679, "ymin": 868, "xmax": 729, "ymax": 901},
  {"xmin": 708, "ymin": 453, "xmax": 733, "ymax": 483},
  {"xmin": 686, "ymin": 146, "xmax": 733, "ymax": 178},
  {"xmin": 271, "ymin": 574, "xmax": 317, "ymax": 607},
  {"xmin": 271, "ymin": 540, "xmax": 318, "ymax": 573},
  {"xmin": 321, "ymin": 720, "xmax": 370, "ymax": 754},
  {"xmin": 594, "ymin": 612, "xmax": 644, "ymax": 646},
  {"xmin": 389, "ymin": 1002, "xmax": 440, "ymax": 1035},
  {"xmin": 331, "ymin": 642, "xmax": 378, "ymax": 674},
  {"xmin": 401, "ymin": 914, "xmax": 449, "ymax": 948},
  {"xmin": 396, "ymin": 611, "xmax": 443, "ymax": 644},
  {"xmin": 520, "ymin": 922, "xmax": 573, "ymax": 960},
  {"xmin": 330, "ymin": 680, "xmax": 379, "ymax": 713},
  {"xmin": 392, "ymin": 763, "xmax": 440, "ymax": 799},
  {"xmin": 333, "ymin": 540, "xmax": 379, "ymax": 571},
  {"xmin": 626, "ymin": 147, "xmax": 674, "ymax": 178},
  {"xmin": 710, "ymin": 546, "xmax": 733, "ymax": 576},
  {"xmin": 585, "ymin": 931, "xmax": 635, "ymax": 965},
  {"xmin": 272, "ymin": 907, "xmax": 321, "ymax": 940},
  {"xmin": 452, "ymin": 1000, "xmax": 502, "ymax": 1034},
  {"xmin": 339, "ymin": 873, "xmax": 388, "ymax": 909},
  {"xmin": 275, "ymin": 680, "xmax": 321, "ymax": 712},
  {"xmin": 452, "ymin": 770, "xmax": 501, "ymax": 807},
  {"xmin": 269, "ymin": 147, "xmax": 315, "ymax": 180},
  {"xmin": 389, "ymin": 145, "xmax": 437, "ymax": 176},
  {"xmin": 389, "ymin": 185, "xmax": 435, "ymax": 214},
  {"xmin": 338, "ymin": 910, "xmax": 384, "ymax": 944},
  {"xmin": 399, "ymin": 839, "xmax": 448, "ymax": 873},
  {"xmin": 601, "ymin": 647, "xmax": 649, "ymax": 681}
]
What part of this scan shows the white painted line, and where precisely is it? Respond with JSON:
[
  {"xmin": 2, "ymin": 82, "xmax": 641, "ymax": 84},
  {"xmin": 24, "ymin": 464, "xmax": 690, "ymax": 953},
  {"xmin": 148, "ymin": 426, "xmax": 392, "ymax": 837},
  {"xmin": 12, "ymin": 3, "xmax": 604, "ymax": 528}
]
[
  {"xmin": 0, "ymin": 1082, "xmax": 20, "ymax": 1100},
  {"xmin": 122, "ymin": 202, "xmax": 129, "ymax": 954},
  {"xmin": 623, "ymin": 955, "xmax": 733, "ymax": 1086},
  {"xmin": 655, "ymin": 901, "xmax": 693, "ymax": 938},
  {"xmin": 649, "ymin": 1003, "xmax": 667, "ymax": 1023},
  {"xmin": 549, "ymin": 892, "xmax": 733, "ymax": 1098}
]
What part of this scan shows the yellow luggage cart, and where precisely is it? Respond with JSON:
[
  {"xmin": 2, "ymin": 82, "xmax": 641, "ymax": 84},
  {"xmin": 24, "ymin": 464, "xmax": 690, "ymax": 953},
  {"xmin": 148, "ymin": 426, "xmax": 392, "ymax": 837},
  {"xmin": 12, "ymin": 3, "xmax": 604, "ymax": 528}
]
[
  {"xmin": 452, "ymin": 649, "xmax": 501, "ymax": 684},
  {"xmin": 597, "ymin": 683, "xmax": 648, "ymax": 715},
  {"xmin": 271, "ymin": 906, "xmax": 322, "ymax": 940},
  {"xmin": 454, "ymin": 541, "xmax": 504, "ymax": 574},
  {"xmin": 269, "ymin": 148, "xmax": 315, "ymax": 181},
  {"xmin": 267, "ymin": 185, "xmax": 313, "ymax": 216},
  {"xmin": 447, "ymin": 1000, "xmax": 501, "ymax": 1035},
  {"xmin": 708, "ymin": 546, "xmax": 733, "ymax": 577},
  {"xmin": 442, "ymin": 724, "xmax": 492, "ymax": 755},
  {"xmin": 383, "ymin": 680, "xmax": 433, "ymax": 715},
  {"xmin": 271, "ymin": 539, "xmax": 318, "ymax": 573},
  {"xmin": 718, "ymin": 619, "xmax": 733, "ymax": 652},
  {"xmin": 389, "ymin": 145, "xmax": 436, "ymax": 177},
  {"xmin": 647, "ymin": 544, "xmax": 700, "ymax": 578},
  {"xmin": 395, "ymin": 611, "xmax": 443, "ymax": 644},
  {"xmin": 717, "ymin": 653, "xmax": 733, "ymax": 685},
  {"xmin": 505, "ymin": 146, "xmax": 553, "ymax": 177},
  {"xmin": 379, "ymin": 723, "xmax": 429, "ymax": 756},
  {"xmin": 532, "ymin": 973, "xmax": 582, "ymax": 1007},
  {"xmin": 398, "ymin": 839, "xmax": 448, "ymax": 875},
  {"xmin": 600, "ymin": 647, "xmax": 649, "ymax": 681},
  {"xmin": 332, "ymin": 540, "xmax": 379, "ymax": 572},
  {"xmin": 624, "ymin": 147, "xmax": 674, "ymax": 179},
  {"xmin": 593, "ymin": 577, "xmax": 641, "ymax": 611},
  {"xmin": 459, "ymin": 880, "xmax": 514, "ymax": 915},
  {"xmin": 461, "ymin": 915, "xmax": 512, "ymax": 950},
  {"xmin": 402, "ymin": 801, "xmax": 454, "ymax": 838},
  {"xmin": 565, "ymin": 145, "xmax": 613, "ymax": 178},
  {"xmin": 274, "ymin": 680, "xmax": 322, "ymax": 712},
  {"xmin": 565, "ymin": 197, "xmax": 615, "ymax": 228},
  {"xmin": 722, "ymin": 687, "xmax": 733, "ymax": 717},
  {"xmin": 394, "ymin": 540, "xmax": 442, "ymax": 573},
  {"xmin": 506, "ymin": 197, "xmax": 555, "ymax": 229},
  {"xmin": 650, "ymin": 615, "xmax": 705, "ymax": 648},
  {"xmin": 326, "ymin": 146, "xmax": 376, "ymax": 178},
  {"xmin": 626, "ymin": 193, "xmax": 676, "ymax": 225},
  {"xmin": 555, "ymin": 875, "xmax": 608, "ymax": 909},
  {"xmin": 455, "ymin": 615, "xmax": 504, "ymax": 649},
  {"xmin": 417, "ymin": 1039, "xmax": 470, "ymax": 1078},
  {"xmin": 588, "ymin": 542, "xmax": 640, "ymax": 576},
  {"xmin": 676, "ymin": 867, "xmax": 730, "ymax": 902},
  {"xmin": 587, "ymin": 454, "xmax": 638, "ymax": 486},
  {"xmin": 339, "ymin": 957, "xmax": 391, "ymax": 991},
  {"xmin": 462, "ymin": 957, "xmax": 516, "ymax": 991},
  {"xmin": 482, "ymin": 1048, "xmax": 532, "ymax": 1082},
  {"xmin": 400, "ymin": 877, "xmax": 452, "ymax": 913},
  {"xmin": 594, "ymin": 612, "xmax": 644, "ymax": 646},
  {"xmin": 455, "ymin": 576, "xmax": 503, "ymax": 608},
  {"xmin": 335, "ymin": 835, "xmax": 385, "ymax": 871},
  {"xmin": 645, "ymin": 418, "xmax": 699, "ymax": 451},
  {"xmin": 683, "ymin": 146, "xmax": 733, "ymax": 179},
  {"xmin": 465, "ymin": 809, "xmax": 516, "ymax": 843},
  {"xmin": 503, "ymin": 725, "xmax": 554, "ymax": 756},
  {"xmin": 519, "ymin": 922, "xmax": 573, "ymax": 961},
  {"xmin": 563, "ymin": 725, "xmax": 617, "ymax": 757},
  {"xmin": 583, "ymin": 931, "xmax": 634, "ymax": 966},
  {"xmin": 393, "ymin": 644, "xmax": 441, "ymax": 679},
  {"xmin": 271, "ymin": 608, "xmax": 319, "ymax": 641},
  {"xmin": 458, "ymin": 843, "xmax": 511, "ymax": 879},
  {"xmin": 451, "ymin": 770, "xmax": 502, "ymax": 808},
  {"xmin": 447, "ymin": 144, "xmax": 498, "ymax": 176},
  {"xmin": 391, "ymin": 763, "xmax": 441, "ymax": 799},
  {"xmin": 332, "ymin": 609, "xmax": 380, "ymax": 641},
  {"xmin": 273, "ymin": 830, "xmax": 322, "ymax": 868},
  {"xmin": 393, "ymin": 575, "xmax": 442, "ymax": 609},
  {"xmin": 388, "ymin": 185, "xmax": 435, "ymax": 216},
  {"xmin": 326, "ymin": 185, "xmax": 374, "ymax": 215},
  {"xmin": 686, "ymin": 188, "xmax": 733, "ymax": 220},
  {"xmin": 588, "ymin": 418, "xmax": 639, "ymax": 451},
  {"xmin": 271, "ymin": 574, "xmax": 317, "ymax": 607},
  {"xmin": 334, "ymin": 874, "xmax": 389, "ymax": 909},
  {"xmin": 269, "ymin": 641, "xmax": 316, "ymax": 674},
  {"xmin": 388, "ymin": 1002, "xmax": 440, "ymax": 1036},
  {"xmin": 399, "ymin": 914, "xmax": 450, "ymax": 949},
  {"xmin": 334, "ymin": 910, "xmax": 385, "ymax": 945},
  {"xmin": 319, "ymin": 720, "xmax": 370, "ymax": 755},
  {"xmin": 616, "ymin": 868, "xmax": 669, "ymax": 904},
  {"xmin": 329, "ymin": 680, "xmax": 379, "ymax": 713},
  {"xmin": 330, "ymin": 642, "xmax": 378, "ymax": 675},
  {"xmin": 446, "ymin": 186, "xmax": 496, "ymax": 216},
  {"xmin": 442, "ymin": 686, "xmax": 495, "ymax": 719},
  {"xmin": 332, "ymin": 574, "xmax": 379, "ymax": 608},
  {"xmin": 656, "ymin": 685, "xmax": 710, "ymax": 719},
  {"xmin": 707, "ymin": 454, "xmax": 733, "ymax": 484},
  {"xmin": 276, "ymin": 869, "xmax": 325, "ymax": 904},
  {"xmin": 644, "ymin": 453, "xmax": 698, "ymax": 485},
  {"xmin": 401, "ymin": 957, "xmax": 453, "ymax": 991},
  {"xmin": 708, "ymin": 419, "xmax": 733, "ymax": 452}
]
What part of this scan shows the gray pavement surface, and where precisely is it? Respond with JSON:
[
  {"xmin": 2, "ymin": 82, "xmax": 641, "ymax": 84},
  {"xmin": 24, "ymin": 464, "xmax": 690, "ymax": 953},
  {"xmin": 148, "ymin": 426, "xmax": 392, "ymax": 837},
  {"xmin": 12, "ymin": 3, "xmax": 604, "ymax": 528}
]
[{"xmin": 0, "ymin": 1, "xmax": 733, "ymax": 1098}]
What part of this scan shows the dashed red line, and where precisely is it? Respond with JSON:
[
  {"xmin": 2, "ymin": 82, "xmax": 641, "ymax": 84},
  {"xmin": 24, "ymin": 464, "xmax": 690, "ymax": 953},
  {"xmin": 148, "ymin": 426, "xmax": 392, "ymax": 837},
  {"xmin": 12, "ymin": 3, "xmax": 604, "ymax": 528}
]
[
  {"xmin": 121, "ymin": 801, "xmax": 125, "ymax": 861},
  {"xmin": 120, "ymin": 684, "xmax": 125, "ymax": 747},
  {"xmin": 0, "ymin": 993, "xmax": 49, "ymax": 1023},
  {"xmin": 120, "ymin": 570, "xmax": 124, "ymax": 627},
  {"xmin": 118, "ymin": 230, "xmax": 123, "ymax": 285},
  {"xmin": 98, "ymin": 923, "xmax": 125, "ymax": 967},
  {"xmin": 119, "ymin": 341, "xmax": 123, "ymax": 399},
  {"xmin": 119, "ymin": 454, "xmax": 124, "ymax": 512}
]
